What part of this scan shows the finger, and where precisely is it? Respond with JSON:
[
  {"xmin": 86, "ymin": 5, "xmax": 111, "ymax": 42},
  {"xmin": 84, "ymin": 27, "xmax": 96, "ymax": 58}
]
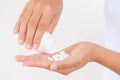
[
  {"xmin": 23, "ymin": 61, "xmax": 49, "ymax": 68},
  {"xmin": 18, "ymin": 10, "xmax": 32, "ymax": 45},
  {"xmin": 22, "ymin": 53, "xmax": 52, "ymax": 69},
  {"xmin": 23, "ymin": 61, "xmax": 38, "ymax": 67},
  {"xmin": 33, "ymin": 13, "xmax": 53, "ymax": 49},
  {"xmin": 16, "ymin": 54, "xmax": 41, "ymax": 67},
  {"xmin": 15, "ymin": 55, "xmax": 28, "ymax": 62},
  {"xmin": 18, "ymin": 1, "xmax": 36, "ymax": 45},
  {"xmin": 14, "ymin": 3, "xmax": 28, "ymax": 34},
  {"xmin": 47, "ymin": 14, "xmax": 61, "ymax": 34},
  {"xmin": 23, "ymin": 60, "xmax": 36, "ymax": 66},
  {"xmin": 25, "ymin": 2, "xmax": 42, "ymax": 49}
]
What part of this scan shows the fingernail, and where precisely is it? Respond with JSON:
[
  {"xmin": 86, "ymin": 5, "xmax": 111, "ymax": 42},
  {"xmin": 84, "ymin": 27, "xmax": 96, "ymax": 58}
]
[
  {"xmin": 26, "ymin": 44, "xmax": 32, "ymax": 49},
  {"xmin": 18, "ymin": 39, "xmax": 24, "ymax": 45},
  {"xmin": 33, "ymin": 44, "xmax": 38, "ymax": 49},
  {"xmin": 50, "ymin": 64, "xmax": 58, "ymax": 70}
]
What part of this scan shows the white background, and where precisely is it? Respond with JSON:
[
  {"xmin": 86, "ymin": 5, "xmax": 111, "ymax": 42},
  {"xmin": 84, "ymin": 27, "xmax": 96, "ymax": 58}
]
[{"xmin": 0, "ymin": 0, "xmax": 105, "ymax": 80}]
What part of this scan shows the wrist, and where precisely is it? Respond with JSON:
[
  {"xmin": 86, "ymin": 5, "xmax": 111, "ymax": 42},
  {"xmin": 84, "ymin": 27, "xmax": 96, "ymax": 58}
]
[
  {"xmin": 89, "ymin": 43, "xmax": 103, "ymax": 62},
  {"xmin": 91, "ymin": 44, "xmax": 105, "ymax": 63},
  {"xmin": 77, "ymin": 42, "xmax": 100, "ymax": 62}
]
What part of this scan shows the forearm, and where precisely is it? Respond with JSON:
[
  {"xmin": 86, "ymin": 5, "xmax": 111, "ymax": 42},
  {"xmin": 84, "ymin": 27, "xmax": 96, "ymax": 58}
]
[{"xmin": 94, "ymin": 45, "xmax": 120, "ymax": 75}]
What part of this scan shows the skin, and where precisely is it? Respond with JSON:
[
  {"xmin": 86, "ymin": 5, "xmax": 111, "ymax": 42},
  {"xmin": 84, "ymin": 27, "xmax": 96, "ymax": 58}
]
[
  {"xmin": 14, "ymin": 0, "xmax": 63, "ymax": 49},
  {"xmin": 16, "ymin": 42, "xmax": 120, "ymax": 75}
]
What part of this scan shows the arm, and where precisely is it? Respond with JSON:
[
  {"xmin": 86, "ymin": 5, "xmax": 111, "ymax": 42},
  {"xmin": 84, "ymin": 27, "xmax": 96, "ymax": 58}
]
[
  {"xmin": 49, "ymin": 42, "xmax": 120, "ymax": 75},
  {"xmin": 95, "ymin": 45, "xmax": 120, "ymax": 74},
  {"xmin": 15, "ymin": 42, "xmax": 120, "ymax": 75}
]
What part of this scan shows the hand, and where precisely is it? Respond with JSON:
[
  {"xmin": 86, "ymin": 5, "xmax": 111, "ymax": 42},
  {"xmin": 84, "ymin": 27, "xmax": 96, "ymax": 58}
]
[
  {"xmin": 49, "ymin": 42, "xmax": 97, "ymax": 75},
  {"xmin": 16, "ymin": 42, "xmax": 120, "ymax": 75},
  {"xmin": 16, "ymin": 42, "xmax": 97, "ymax": 75},
  {"xmin": 14, "ymin": 0, "xmax": 63, "ymax": 49}
]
